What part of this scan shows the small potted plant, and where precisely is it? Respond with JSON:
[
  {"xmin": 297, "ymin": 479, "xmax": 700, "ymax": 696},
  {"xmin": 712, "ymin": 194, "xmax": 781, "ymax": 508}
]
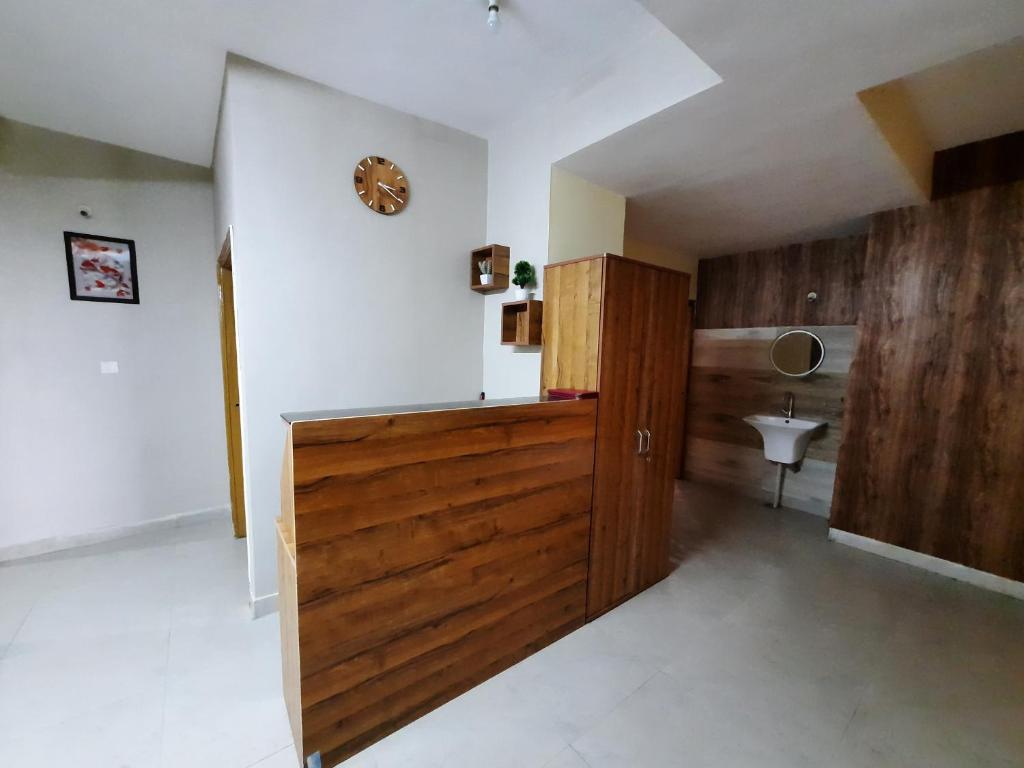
[
  {"xmin": 478, "ymin": 259, "xmax": 494, "ymax": 286},
  {"xmin": 512, "ymin": 260, "xmax": 536, "ymax": 300}
]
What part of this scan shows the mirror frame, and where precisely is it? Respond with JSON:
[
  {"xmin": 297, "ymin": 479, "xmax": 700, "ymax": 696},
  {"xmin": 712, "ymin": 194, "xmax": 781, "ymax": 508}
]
[{"xmin": 769, "ymin": 329, "xmax": 826, "ymax": 378}]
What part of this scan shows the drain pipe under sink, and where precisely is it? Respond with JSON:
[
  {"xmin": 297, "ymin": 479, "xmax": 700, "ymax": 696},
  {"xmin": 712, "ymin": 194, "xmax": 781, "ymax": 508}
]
[{"xmin": 772, "ymin": 462, "xmax": 785, "ymax": 508}]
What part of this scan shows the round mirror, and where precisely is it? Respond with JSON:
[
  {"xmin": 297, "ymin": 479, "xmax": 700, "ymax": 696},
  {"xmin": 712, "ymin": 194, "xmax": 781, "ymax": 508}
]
[{"xmin": 770, "ymin": 329, "xmax": 825, "ymax": 377}]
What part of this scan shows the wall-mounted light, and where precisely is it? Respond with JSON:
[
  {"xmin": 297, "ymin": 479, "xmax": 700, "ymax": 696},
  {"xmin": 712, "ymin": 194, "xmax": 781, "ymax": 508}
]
[{"xmin": 487, "ymin": 1, "xmax": 500, "ymax": 32}]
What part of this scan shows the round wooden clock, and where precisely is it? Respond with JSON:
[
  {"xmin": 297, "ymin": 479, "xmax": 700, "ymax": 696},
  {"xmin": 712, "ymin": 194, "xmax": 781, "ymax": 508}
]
[{"xmin": 353, "ymin": 155, "xmax": 409, "ymax": 215}]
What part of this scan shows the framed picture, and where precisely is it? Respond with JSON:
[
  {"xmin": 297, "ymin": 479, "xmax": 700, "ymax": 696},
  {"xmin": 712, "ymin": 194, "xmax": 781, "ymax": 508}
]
[{"xmin": 64, "ymin": 231, "xmax": 139, "ymax": 304}]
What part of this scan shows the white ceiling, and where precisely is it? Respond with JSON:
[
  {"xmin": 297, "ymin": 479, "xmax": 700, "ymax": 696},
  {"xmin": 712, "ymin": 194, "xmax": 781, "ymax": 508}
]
[
  {"xmin": 0, "ymin": 0, "xmax": 713, "ymax": 167},
  {"xmin": 559, "ymin": 1, "xmax": 1024, "ymax": 257},
  {"xmin": 2, "ymin": 0, "xmax": 1022, "ymax": 257},
  {"xmin": 902, "ymin": 38, "xmax": 1024, "ymax": 151}
]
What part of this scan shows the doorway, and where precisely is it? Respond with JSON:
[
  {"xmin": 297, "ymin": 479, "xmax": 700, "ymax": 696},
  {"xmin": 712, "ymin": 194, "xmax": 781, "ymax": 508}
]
[{"xmin": 218, "ymin": 229, "xmax": 246, "ymax": 538}]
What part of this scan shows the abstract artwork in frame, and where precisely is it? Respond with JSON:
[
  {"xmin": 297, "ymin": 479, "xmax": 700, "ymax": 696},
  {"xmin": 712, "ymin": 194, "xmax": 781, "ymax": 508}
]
[{"xmin": 64, "ymin": 231, "xmax": 140, "ymax": 304}]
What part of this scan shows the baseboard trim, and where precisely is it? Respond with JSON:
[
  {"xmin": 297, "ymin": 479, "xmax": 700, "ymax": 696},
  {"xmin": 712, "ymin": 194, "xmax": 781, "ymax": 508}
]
[
  {"xmin": 828, "ymin": 528, "xmax": 1024, "ymax": 601},
  {"xmin": 251, "ymin": 592, "xmax": 279, "ymax": 619},
  {"xmin": 0, "ymin": 505, "xmax": 231, "ymax": 563}
]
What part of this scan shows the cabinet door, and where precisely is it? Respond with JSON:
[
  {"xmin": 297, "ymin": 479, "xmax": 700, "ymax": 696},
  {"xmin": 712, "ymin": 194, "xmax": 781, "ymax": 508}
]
[
  {"xmin": 636, "ymin": 268, "xmax": 691, "ymax": 589},
  {"xmin": 540, "ymin": 258, "xmax": 605, "ymax": 395},
  {"xmin": 587, "ymin": 258, "xmax": 652, "ymax": 618}
]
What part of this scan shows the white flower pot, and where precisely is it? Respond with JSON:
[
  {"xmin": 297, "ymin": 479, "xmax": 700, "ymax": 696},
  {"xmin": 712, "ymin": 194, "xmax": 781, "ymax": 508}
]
[
  {"xmin": 515, "ymin": 287, "xmax": 532, "ymax": 300},
  {"xmin": 480, "ymin": 274, "xmax": 493, "ymax": 286}
]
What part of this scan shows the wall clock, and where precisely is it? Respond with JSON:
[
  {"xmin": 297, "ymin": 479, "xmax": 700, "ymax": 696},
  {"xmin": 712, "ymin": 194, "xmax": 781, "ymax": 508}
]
[{"xmin": 353, "ymin": 156, "xmax": 409, "ymax": 215}]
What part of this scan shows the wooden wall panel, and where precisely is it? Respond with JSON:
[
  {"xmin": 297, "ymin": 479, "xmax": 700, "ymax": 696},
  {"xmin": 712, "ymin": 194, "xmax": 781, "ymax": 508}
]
[
  {"xmin": 695, "ymin": 235, "xmax": 867, "ymax": 329},
  {"xmin": 831, "ymin": 182, "xmax": 1024, "ymax": 581},
  {"xmin": 932, "ymin": 130, "xmax": 1024, "ymax": 201},
  {"xmin": 541, "ymin": 257, "xmax": 604, "ymax": 394},
  {"xmin": 684, "ymin": 326, "xmax": 856, "ymax": 516},
  {"xmin": 686, "ymin": 437, "xmax": 838, "ymax": 515},
  {"xmin": 285, "ymin": 400, "xmax": 597, "ymax": 766}
]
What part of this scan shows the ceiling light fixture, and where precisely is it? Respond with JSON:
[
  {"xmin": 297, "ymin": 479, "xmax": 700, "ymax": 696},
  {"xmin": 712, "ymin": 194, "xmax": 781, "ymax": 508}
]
[{"xmin": 487, "ymin": 1, "xmax": 500, "ymax": 32}]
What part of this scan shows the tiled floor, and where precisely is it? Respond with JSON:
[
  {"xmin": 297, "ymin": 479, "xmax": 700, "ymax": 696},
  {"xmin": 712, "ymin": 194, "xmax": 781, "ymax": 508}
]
[
  {"xmin": 0, "ymin": 514, "xmax": 292, "ymax": 768},
  {"xmin": 2, "ymin": 483, "xmax": 1023, "ymax": 768}
]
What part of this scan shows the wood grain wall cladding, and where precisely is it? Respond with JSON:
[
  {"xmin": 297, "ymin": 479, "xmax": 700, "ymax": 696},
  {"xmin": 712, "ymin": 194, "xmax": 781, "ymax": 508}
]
[
  {"xmin": 832, "ymin": 182, "xmax": 1024, "ymax": 582},
  {"xmin": 283, "ymin": 399, "xmax": 597, "ymax": 767},
  {"xmin": 931, "ymin": 130, "xmax": 1024, "ymax": 201},
  {"xmin": 685, "ymin": 438, "xmax": 838, "ymax": 516},
  {"xmin": 695, "ymin": 235, "xmax": 867, "ymax": 329},
  {"xmin": 685, "ymin": 325, "xmax": 856, "ymax": 516}
]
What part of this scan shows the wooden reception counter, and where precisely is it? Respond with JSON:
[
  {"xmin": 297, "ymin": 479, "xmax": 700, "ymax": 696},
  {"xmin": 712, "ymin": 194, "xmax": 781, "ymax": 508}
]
[{"xmin": 276, "ymin": 397, "xmax": 599, "ymax": 767}]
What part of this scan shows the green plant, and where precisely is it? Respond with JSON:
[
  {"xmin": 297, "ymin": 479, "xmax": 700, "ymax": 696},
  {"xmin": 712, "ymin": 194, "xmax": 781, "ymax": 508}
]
[
  {"xmin": 478, "ymin": 259, "xmax": 493, "ymax": 275},
  {"xmin": 512, "ymin": 260, "xmax": 536, "ymax": 288}
]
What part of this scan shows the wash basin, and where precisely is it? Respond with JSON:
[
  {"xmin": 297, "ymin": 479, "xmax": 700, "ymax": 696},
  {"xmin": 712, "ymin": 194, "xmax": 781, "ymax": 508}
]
[{"xmin": 743, "ymin": 415, "xmax": 826, "ymax": 464}]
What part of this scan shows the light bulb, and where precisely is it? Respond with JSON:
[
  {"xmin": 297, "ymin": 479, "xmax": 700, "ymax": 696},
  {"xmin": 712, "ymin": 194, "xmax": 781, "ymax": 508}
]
[{"xmin": 487, "ymin": 3, "xmax": 500, "ymax": 31}]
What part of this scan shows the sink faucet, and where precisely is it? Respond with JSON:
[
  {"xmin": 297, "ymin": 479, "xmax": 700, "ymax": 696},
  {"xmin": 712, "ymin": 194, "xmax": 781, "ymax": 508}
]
[{"xmin": 783, "ymin": 392, "xmax": 795, "ymax": 419}]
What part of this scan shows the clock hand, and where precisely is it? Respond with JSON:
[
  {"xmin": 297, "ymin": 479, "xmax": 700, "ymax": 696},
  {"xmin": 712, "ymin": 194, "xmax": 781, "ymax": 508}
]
[{"xmin": 377, "ymin": 182, "xmax": 403, "ymax": 202}]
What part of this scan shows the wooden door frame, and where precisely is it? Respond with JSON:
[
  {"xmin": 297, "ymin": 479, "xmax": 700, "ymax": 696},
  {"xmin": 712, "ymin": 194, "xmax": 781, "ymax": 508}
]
[{"xmin": 218, "ymin": 227, "xmax": 246, "ymax": 538}]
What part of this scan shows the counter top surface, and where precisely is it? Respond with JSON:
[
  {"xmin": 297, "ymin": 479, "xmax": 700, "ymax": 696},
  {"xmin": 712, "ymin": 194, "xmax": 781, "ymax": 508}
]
[{"xmin": 281, "ymin": 396, "xmax": 566, "ymax": 424}]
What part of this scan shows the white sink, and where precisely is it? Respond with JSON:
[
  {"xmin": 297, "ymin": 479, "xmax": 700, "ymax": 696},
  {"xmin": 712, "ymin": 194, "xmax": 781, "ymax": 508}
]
[{"xmin": 743, "ymin": 415, "xmax": 826, "ymax": 464}]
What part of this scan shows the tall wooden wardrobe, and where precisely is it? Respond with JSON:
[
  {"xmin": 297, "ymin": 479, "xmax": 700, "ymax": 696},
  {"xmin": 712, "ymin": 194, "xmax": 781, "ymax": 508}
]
[{"xmin": 541, "ymin": 254, "xmax": 692, "ymax": 619}]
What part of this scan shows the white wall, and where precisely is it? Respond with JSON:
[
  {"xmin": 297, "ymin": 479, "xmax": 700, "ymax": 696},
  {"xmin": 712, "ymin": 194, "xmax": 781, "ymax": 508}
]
[
  {"xmin": 214, "ymin": 59, "xmax": 488, "ymax": 606},
  {"xmin": 548, "ymin": 167, "xmax": 625, "ymax": 265},
  {"xmin": 622, "ymin": 237, "xmax": 700, "ymax": 300},
  {"xmin": 481, "ymin": 23, "xmax": 718, "ymax": 399},
  {"xmin": 481, "ymin": 129, "xmax": 554, "ymax": 399},
  {"xmin": 0, "ymin": 120, "xmax": 227, "ymax": 556}
]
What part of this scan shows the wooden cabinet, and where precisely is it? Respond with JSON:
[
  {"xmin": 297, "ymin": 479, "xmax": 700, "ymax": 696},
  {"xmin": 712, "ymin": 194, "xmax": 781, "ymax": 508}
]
[{"xmin": 541, "ymin": 255, "xmax": 692, "ymax": 619}]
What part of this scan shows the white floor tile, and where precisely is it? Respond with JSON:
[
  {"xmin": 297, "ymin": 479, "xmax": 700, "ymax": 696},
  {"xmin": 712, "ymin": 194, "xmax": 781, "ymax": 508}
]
[
  {"xmin": 830, "ymin": 698, "xmax": 1024, "ymax": 768},
  {"xmin": 498, "ymin": 621, "xmax": 659, "ymax": 741},
  {"xmin": 248, "ymin": 745, "xmax": 302, "ymax": 767},
  {"xmin": 0, "ymin": 557, "xmax": 56, "ymax": 658},
  {"xmin": 572, "ymin": 671, "xmax": 825, "ymax": 768},
  {"xmin": 0, "ymin": 688, "xmax": 164, "ymax": 768},
  {"xmin": 1, "ymin": 482, "xmax": 1022, "ymax": 768},
  {"xmin": 161, "ymin": 616, "xmax": 293, "ymax": 768},
  {"xmin": 542, "ymin": 746, "xmax": 593, "ymax": 768},
  {"xmin": 0, "ymin": 628, "xmax": 170, "ymax": 731},
  {"xmin": 343, "ymin": 673, "xmax": 571, "ymax": 768}
]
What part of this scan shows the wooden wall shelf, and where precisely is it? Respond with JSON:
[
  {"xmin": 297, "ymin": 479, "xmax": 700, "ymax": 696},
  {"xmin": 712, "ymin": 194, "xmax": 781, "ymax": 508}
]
[
  {"xmin": 501, "ymin": 300, "xmax": 543, "ymax": 346},
  {"xmin": 471, "ymin": 244, "xmax": 510, "ymax": 293}
]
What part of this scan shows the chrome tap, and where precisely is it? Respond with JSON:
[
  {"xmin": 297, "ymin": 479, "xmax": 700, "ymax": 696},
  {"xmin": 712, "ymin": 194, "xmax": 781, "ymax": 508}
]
[{"xmin": 783, "ymin": 392, "xmax": 795, "ymax": 419}]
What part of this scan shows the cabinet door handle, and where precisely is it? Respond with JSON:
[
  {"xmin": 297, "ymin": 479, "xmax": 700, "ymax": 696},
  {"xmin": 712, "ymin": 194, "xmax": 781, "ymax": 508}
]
[
  {"xmin": 642, "ymin": 429, "xmax": 652, "ymax": 456},
  {"xmin": 635, "ymin": 429, "xmax": 644, "ymax": 455}
]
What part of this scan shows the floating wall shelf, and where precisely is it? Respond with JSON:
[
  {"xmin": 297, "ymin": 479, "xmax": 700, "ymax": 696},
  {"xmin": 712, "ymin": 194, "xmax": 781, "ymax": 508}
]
[
  {"xmin": 471, "ymin": 244, "xmax": 510, "ymax": 293},
  {"xmin": 501, "ymin": 300, "xmax": 543, "ymax": 346}
]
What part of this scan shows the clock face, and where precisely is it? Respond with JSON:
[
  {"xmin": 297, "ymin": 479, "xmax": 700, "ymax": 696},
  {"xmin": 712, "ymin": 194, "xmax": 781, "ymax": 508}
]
[{"xmin": 353, "ymin": 156, "xmax": 409, "ymax": 215}]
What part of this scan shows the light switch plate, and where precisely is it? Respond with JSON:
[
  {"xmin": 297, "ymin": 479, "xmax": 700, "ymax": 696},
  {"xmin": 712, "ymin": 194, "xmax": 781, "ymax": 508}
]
[{"xmin": 100, "ymin": 361, "xmax": 119, "ymax": 374}]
